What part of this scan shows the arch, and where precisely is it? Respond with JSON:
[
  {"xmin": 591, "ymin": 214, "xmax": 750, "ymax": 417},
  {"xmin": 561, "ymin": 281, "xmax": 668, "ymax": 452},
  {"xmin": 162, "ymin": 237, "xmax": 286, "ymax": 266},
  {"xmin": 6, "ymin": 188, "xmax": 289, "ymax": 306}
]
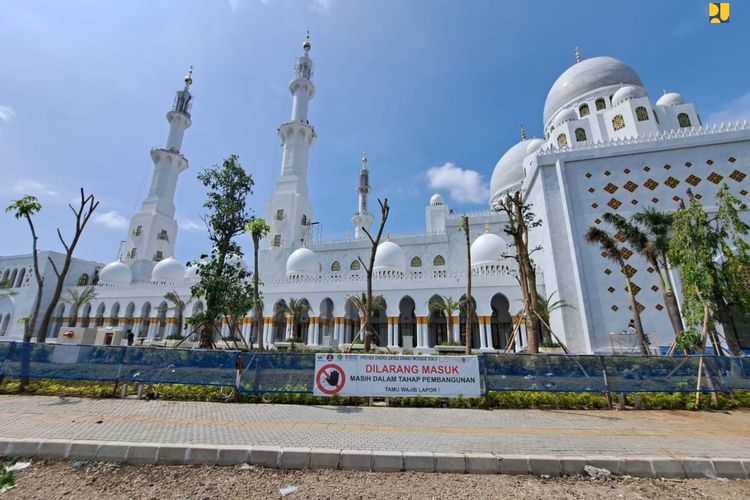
[
  {"xmin": 371, "ymin": 304, "xmax": 387, "ymax": 346},
  {"xmin": 612, "ymin": 114, "xmax": 625, "ymax": 131},
  {"xmin": 343, "ymin": 297, "xmax": 361, "ymax": 344},
  {"xmin": 95, "ymin": 302, "xmax": 106, "ymax": 327},
  {"xmin": 678, "ymin": 112, "xmax": 691, "ymax": 127},
  {"xmin": 77, "ymin": 273, "xmax": 90, "ymax": 286},
  {"xmin": 9, "ymin": 269, "xmax": 17, "ymax": 287},
  {"xmin": 80, "ymin": 303, "xmax": 92, "ymax": 328},
  {"xmin": 398, "ymin": 296, "xmax": 417, "ymax": 348},
  {"xmin": 595, "ymin": 98, "xmax": 606, "ymax": 111},
  {"xmin": 433, "ymin": 255, "xmax": 445, "ymax": 267},
  {"xmin": 293, "ymin": 298, "xmax": 311, "ymax": 341},
  {"xmin": 459, "ymin": 295, "xmax": 480, "ymax": 350},
  {"xmin": 635, "ymin": 106, "xmax": 649, "ymax": 121},
  {"xmin": 1, "ymin": 270, "xmax": 9, "ymax": 282},
  {"xmin": 350, "ymin": 260, "xmax": 361, "ymax": 271},
  {"xmin": 109, "ymin": 302, "xmax": 121, "ymax": 327},
  {"xmin": 155, "ymin": 301, "xmax": 168, "ymax": 340},
  {"xmin": 124, "ymin": 302, "xmax": 135, "ymax": 332},
  {"xmin": 490, "ymin": 293, "xmax": 513, "ymax": 351},
  {"xmin": 410, "ymin": 256, "xmax": 422, "ymax": 268},
  {"xmin": 272, "ymin": 234, "xmax": 282, "ymax": 247},
  {"xmin": 272, "ymin": 299, "xmax": 287, "ymax": 343},
  {"xmin": 574, "ymin": 128, "xmax": 587, "ymax": 142},
  {"xmin": 187, "ymin": 301, "xmax": 203, "ymax": 339},
  {"xmin": 330, "ymin": 261, "xmax": 341, "ymax": 272},
  {"xmin": 556, "ymin": 133, "xmax": 568, "ymax": 148},
  {"xmin": 427, "ymin": 294, "xmax": 449, "ymax": 348},
  {"xmin": 15, "ymin": 268, "xmax": 26, "ymax": 287},
  {"xmin": 318, "ymin": 298, "xmax": 334, "ymax": 345},
  {"xmin": 0, "ymin": 314, "xmax": 10, "ymax": 336},
  {"xmin": 579, "ymin": 103, "xmax": 589, "ymax": 117},
  {"xmin": 137, "ymin": 302, "xmax": 151, "ymax": 339}
]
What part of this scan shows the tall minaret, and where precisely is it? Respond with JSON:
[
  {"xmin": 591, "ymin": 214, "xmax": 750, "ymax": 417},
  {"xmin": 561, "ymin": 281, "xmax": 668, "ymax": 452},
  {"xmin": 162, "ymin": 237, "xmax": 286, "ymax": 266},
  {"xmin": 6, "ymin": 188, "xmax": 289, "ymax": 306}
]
[
  {"xmin": 122, "ymin": 67, "xmax": 193, "ymax": 281},
  {"xmin": 352, "ymin": 153, "xmax": 374, "ymax": 238},
  {"xmin": 264, "ymin": 32, "xmax": 317, "ymax": 251}
]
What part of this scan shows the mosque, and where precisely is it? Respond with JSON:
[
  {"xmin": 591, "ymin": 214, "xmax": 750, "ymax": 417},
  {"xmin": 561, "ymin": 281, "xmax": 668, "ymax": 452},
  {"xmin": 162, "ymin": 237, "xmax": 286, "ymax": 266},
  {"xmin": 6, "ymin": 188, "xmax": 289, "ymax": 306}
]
[{"xmin": 1, "ymin": 37, "xmax": 748, "ymax": 353}]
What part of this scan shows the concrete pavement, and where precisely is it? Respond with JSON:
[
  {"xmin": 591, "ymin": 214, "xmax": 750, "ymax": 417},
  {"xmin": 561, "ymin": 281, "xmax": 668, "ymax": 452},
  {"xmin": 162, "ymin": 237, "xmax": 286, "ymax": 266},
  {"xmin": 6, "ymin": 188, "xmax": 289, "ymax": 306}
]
[{"xmin": 0, "ymin": 395, "xmax": 748, "ymax": 478}]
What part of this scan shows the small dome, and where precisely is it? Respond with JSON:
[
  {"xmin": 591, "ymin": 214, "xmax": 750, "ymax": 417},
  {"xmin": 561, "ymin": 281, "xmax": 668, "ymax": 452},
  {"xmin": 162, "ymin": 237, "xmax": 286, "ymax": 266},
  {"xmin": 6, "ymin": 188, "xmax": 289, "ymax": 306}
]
[
  {"xmin": 374, "ymin": 240, "xmax": 406, "ymax": 273},
  {"xmin": 470, "ymin": 232, "xmax": 505, "ymax": 269},
  {"xmin": 286, "ymin": 247, "xmax": 319, "ymax": 278},
  {"xmin": 151, "ymin": 257, "xmax": 185, "ymax": 282},
  {"xmin": 656, "ymin": 92, "xmax": 684, "ymax": 107},
  {"xmin": 430, "ymin": 193, "xmax": 445, "ymax": 206},
  {"xmin": 526, "ymin": 138, "xmax": 545, "ymax": 154},
  {"xmin": 99, "ymin": 260, "xmax": 132, "ymax": 285},
  {"xmin": 489, "ymin": 141, "xmax": 528, "ymax": 205},
  {"xmin": 544, "ymin": 56, "xmax": 643, "ymax": 127},
  {"xmin": 612, "ymin": 85, "xmax": 647, "ymax": 107},
  {"xmin": 553, "ymin": 108, "xmax": 578, "ymax": 126}
]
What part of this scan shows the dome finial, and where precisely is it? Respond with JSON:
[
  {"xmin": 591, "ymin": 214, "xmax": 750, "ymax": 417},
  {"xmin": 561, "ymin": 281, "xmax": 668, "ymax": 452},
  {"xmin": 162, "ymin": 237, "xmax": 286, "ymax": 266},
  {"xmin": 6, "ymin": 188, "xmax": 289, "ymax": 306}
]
[
  {"xmin": 303, "ymin": 30, "xmax": 311, "ymax": 55},
  {"xmin": 361, "ymin": 151, "xmax": 368, "ymax": 168},
  {"xmin": 520, "ymin": 123, "xmax": 527, "ymax": 141},
  {"xmin": 574, "ymin": 47, "xmax": 581, "ymax": 63},
  {"xmin": 184, "ymin": 65, "xmax": 193, "ymax": 88}
]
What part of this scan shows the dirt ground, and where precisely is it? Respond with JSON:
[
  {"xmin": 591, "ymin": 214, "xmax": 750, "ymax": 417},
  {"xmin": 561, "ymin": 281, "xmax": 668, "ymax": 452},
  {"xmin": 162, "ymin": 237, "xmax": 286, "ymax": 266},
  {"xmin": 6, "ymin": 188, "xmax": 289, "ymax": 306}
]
[{"xmin": 2, "ymin": 460, "xmax": 749, "ymax": 499}]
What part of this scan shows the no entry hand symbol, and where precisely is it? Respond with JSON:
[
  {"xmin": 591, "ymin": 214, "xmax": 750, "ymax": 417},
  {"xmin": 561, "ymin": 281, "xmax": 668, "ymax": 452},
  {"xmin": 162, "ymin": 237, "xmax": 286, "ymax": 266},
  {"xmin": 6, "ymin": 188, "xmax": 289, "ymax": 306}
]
[{"xmin": 315, "ymin": 363, "xmax": 346, "ymax": 395}]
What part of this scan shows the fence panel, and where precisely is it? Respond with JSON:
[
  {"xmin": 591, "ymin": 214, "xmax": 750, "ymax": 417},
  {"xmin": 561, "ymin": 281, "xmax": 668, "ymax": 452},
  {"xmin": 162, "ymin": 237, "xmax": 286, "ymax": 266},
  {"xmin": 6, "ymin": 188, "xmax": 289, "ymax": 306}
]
[
  {"xmin": 119, "ymin": 347, "xmax": 238, "ymax": 387},
  {"xmin": 483, "ymin": 354, "xmax": 606, "ymax": 392},
  {"xmin": 603, "ymin": 356, "xmax": 709, "ymax": 393},
  {"xmin": 710, "ymin": 356, "xmax": 750, "ymax": 391},
  {"xmin": 3, "ymin": 342, "xmax": 124, "ymax": 382},
  {"xmin": 239, "ymin": 352, "xmax": 315, "ymax": 393}
]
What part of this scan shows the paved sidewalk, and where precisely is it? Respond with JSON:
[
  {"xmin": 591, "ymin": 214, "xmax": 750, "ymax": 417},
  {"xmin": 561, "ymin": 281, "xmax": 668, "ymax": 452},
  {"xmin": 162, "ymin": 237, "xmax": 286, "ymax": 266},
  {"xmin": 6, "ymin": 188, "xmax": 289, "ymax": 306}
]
[{"xmin": 0, "ymin": 395, "xmax": 748, "ymax": 477}]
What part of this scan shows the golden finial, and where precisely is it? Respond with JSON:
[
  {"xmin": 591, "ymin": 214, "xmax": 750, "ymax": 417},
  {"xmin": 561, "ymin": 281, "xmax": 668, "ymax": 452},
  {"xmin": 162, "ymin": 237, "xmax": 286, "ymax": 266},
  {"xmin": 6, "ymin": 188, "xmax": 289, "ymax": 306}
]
[
  {"xmin": 574, "ymin": 47, "xmax": 581, "ymax": 63},
  {"xmin": 520, "ymin": 123, "xmax": 527, "ymax": 141},
  {"xmin": 184, "ymin": 65, "xmax": 193, "ymax": 87},
  {"xmin": 303, "ymin": 30, "xmax": 311, "ymax": 55},
  {"xmin": 663, "ymin": 89, "xmax": 668, "ymax": 95},
  {"xmin": 361, "ymin": 152, "xmax": 368, "ymax": 167}
]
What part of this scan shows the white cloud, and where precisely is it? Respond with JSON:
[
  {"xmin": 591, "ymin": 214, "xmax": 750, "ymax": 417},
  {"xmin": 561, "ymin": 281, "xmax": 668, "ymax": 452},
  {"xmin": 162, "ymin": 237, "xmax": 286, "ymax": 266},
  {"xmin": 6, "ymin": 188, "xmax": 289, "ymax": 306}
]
[
  {"xmin": 178, "ymin": 217, "xmax": 203, "ymax": 232},
  {"xmin": 426, "ymin": 162, "xmax": 489, "ymax": 204},
  {"xmin": 94, "ymin": 210, "xmax": 128, "ymax": 230},
  {"xmin": 0, "ymin": 105, "xmax": 15, "ymax": 122},
  {"xmin": 311, "ymin": 0, "xmax": 333, "ymax": 12},
  {"xmin": 8, "ymin": 179, "xmax": 58, "ymax": 197},
  {"xmin": 706, "ymin": 91, "xmax": 750, "ymax": 124}
]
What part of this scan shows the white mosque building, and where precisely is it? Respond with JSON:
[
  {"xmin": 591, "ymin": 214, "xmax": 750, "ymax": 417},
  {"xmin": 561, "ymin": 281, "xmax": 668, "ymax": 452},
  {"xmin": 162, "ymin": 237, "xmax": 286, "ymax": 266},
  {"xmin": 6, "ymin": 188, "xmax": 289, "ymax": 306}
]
[{"xmin": 1, "ymin": 38, "xmax": 749, "ymax": 353}]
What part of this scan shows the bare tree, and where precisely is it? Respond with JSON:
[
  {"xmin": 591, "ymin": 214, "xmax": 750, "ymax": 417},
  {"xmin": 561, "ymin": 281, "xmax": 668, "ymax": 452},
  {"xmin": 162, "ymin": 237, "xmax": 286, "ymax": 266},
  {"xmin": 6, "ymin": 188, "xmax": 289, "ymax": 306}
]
[
  {"xmin": 459, "ymin": 216, "xmax": 473, "ymax": 354},
  {"xmin": 356, "ymin": 198, "xmax": 390, "ymax": 352},
  {"xmin": 37, "ymin": 189, "xmax": 99, "ymax": 342}
]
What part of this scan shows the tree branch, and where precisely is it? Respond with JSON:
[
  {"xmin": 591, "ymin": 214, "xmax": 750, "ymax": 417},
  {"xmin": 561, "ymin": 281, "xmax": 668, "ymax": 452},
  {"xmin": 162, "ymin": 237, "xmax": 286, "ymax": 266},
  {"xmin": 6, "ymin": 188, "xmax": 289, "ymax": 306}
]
[{"xmin": 47, "ymin": 256, "xmax": 61, "ymax": 278}]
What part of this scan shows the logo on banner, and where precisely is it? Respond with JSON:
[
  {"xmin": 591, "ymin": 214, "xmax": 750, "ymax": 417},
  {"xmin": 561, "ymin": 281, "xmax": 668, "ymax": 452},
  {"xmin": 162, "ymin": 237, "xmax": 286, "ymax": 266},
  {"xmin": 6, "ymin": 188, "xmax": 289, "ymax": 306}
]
[{"xmin": 315, "ymin": 363, "xmax": 346, "ymax": 395}]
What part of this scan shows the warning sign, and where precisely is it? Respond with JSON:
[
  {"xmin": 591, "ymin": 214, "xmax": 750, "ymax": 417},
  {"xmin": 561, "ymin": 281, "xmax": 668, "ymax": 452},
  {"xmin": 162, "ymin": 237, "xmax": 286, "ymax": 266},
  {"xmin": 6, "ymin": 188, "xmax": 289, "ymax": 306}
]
[{"xmin": 313, "ymin": 354, "xmax": 481, "ymax": 398}]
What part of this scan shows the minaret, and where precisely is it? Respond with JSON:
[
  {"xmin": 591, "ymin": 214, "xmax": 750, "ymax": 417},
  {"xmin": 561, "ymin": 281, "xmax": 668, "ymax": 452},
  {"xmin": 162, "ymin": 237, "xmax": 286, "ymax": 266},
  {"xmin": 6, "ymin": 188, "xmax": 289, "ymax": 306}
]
[
  {"xmin": 352, "ymin": 153, "xmax": 374, "ymax": 238},
  {"xmin": 121, "ymin": 67, "xmax": 193, "ymax": 281},
  {"xmin": 264, "ymin": 32, "xmax": 317, "ymax": 251}
]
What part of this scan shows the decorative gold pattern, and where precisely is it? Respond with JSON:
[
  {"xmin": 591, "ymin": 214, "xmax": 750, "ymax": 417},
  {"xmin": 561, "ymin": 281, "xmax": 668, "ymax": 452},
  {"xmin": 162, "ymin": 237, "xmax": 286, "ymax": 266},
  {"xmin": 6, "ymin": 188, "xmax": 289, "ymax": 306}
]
[
  {"xmin": 575, "ymin": 128, "xmax": 587, "ymax": 142},
  {"xmin": 612, "ymin": 114, "xmax": 625, "ymax": 131},
  {"xmin": 579, "ymin": 104, "xmax": 589, "ymax": 117},
  {"xmin": 664, "ymin": 176, "xmax": 680, "ymax": 188},
  {"xmin": 684, "ymin": 161, "xmax": 692, "ymax": 167},
  {"xmin": 585, "ymin": 172, "xmax": 592, "ymax": 178},
  {"xmin": 624, "ymin": 264, "xmax": 637, "ymax": 278},
  {"xmin": 624, "ymin": 181, "xmax": 638, "ymax": 192},
  {"xmin": 604, "ymin": 170, "xmax": 612, "ymax": 176},
  {"xmin": 614, "ymin": 231, "xmax": 626, "ymax": 243},
  {"xmin": 331, "ymin": 261, "xmax": 341, "ymax": 272},
  {"xmin": 677, "ymin": 113, "xmax": 691, "ymax": 127},
  {"xmin": 595, "ymin": 98, "xmax": 606, "ymax": 110},
  {"xmin": 611, "ymin": 305, "xmax": 619, "ymax": 311},
  {"xmin": 608, "ymin": 287, "xmax": 616, "ymax": 293},
  {"xmin": 663, "ymin": 163, "xmax": 672, "ymax": 170},
  {"xmin": 631, "ymin": 199, "xmax": 638, "ymax": 205},
  {"xmin": 588, "ymin": 187, "xmax": 595, "ymax": 193},
  {"xmin": 651, "ymin": 285, "xmax": 659, "ymax": 292},
  {"xmin": 627, "ymin": 283, "xmax": 641, "ymax": 295},
  {"xmin": 706, "ymin": 159, "xmax": 714, "ymax": 165},
  {"xmin": 685, "ymin": 174, "xmax": 701, "ymax": 186},
  {"xmin": 655, "ymin": 304, "xmax": 664, "ymax": 311},
  {"xmin": 621, "ymin": 247, "xmax": 633, "ymax": 260},
  {"xmin": 741, "ymin": 190, "xmax": 748, "ymax": 196},
  {"xmin": 728, "ymin": 156, "xmax": 736, "ymax": 163},
  {"xmin": 646, "ymin": 267, "xmax": 654, "ymax": 273},
  {"xmin": 624, "ymin": 168, "xmax": 631, "ymax": 174},
  {"xmin": 643, "ymin": 166, "xmax": 651, "ymax": 172},
  {"xmin": 607, "ymin": 198, "xmax": 622, "ymax": 209},
  {"xmin": 707, "ymin": 172, "xmax": 724, "ymax": 184},
  {"xmin": 557, "ymin": 133, "xmax": 568, "ymax": 147},
  {"xmin": 730, "ymin": 169, "xmax": 747, "ymax": 182},
  {"xmin": 594, "ymin": 218, "xmax": 602, "ymax": 224},
  {"xmin": 651, "ymin": 197, "xmax": 659, "ymax": 204},
  {"xmin": 635, "ymin": 106, "xmax": 648, "ymax": 121},
  {"xmin": 591, "ymin": 203, "xmax": 599, "ymax": 209},
  {"xmin": 604, "ymin": 183, "xmax": 618, "ymax": 194},
  {"xmin": 644, "ymin": 178, "xmax": 658, "ymax": 190},
  {"xmin": 604, "ymin": 268, "xmax": 612, "ymax": 275}
]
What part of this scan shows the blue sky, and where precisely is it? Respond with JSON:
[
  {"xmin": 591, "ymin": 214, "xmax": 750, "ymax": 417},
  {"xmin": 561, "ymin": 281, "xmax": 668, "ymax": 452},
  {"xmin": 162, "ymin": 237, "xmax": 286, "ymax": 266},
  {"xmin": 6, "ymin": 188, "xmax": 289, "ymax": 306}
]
[{"xmin": 1, "ymin": 0, "xmax": 749, "ymax": 264}]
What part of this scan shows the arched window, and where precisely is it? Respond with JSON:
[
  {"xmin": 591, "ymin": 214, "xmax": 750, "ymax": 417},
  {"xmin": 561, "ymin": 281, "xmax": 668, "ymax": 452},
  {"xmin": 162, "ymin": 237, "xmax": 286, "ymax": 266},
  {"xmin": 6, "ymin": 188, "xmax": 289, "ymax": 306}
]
[
  {"xmin": 410, "ymin": 256, "xmax": 422, "ymax": 268},
  {"xmin": 331, "ymin": 261, "xmax": 341, "ymax": 272},
  {"xmin": 579, "ymin": 104, "xmax": 589, "ymax": 117},
  {"xmin": 574, "ymin": 128, "xmax": 587, "ymax": 142},
  {"xmin": 15, "ymin": 268, "xmax": 26, "ymax": 287},
  {"xmin": 612, "ymin": 114, "xmax": 625, "ymax": 131},
  {"xmin": 678, "ymin": 113, "xmax": 691, "ymax": 128},
  {"xmin": 301, "ymin": 214, "xmax": 308, "ymax": 226},
  {"xmin": 272, "ymin": 235, "xmax": 282, "ymax": 247},
  {"xmin": 595, "ymin": 98, "xmax": 606, "ymax": 111},
  {"xmin": 557, "ymin": 133, "xmax": 568, "ymax": 148},
  {"xmin": 153, "ymin": 250, "xmax": 163, "ymax": 261},
  {"xmin": 350, "ymin": 260, "xmax": 361, "ymax": 271},
  {"xmin": 635, "ymin": 106, "xmax": 649, "ymax": 121},
  {"xmin": 433, "ymin": 255, "xmax": 445, "ymax": 267},
  {"xmin": 77, "ymin": 273, "xmax": 89, "ymax": 286}
]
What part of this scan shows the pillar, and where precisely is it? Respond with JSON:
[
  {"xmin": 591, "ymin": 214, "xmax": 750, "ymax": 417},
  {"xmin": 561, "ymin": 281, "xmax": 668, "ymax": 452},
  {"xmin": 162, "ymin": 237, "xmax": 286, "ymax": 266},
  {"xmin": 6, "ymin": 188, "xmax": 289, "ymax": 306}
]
[
  {"xmin": 387, "ymin": 317, "xmax": 396, "ymax": 347},
  {"xmin": 333, "ymin": 317, "xmax": 342, "ymax": 345},
  {"xmin": 164, "ymin": 318, "xmax": 176, "ymax": 339},
  {"xmin": 285, "ymin": 316, "xmax": 293, "ymax": 339},
  {"xmin": 263, "ymin": 317, "xmax": 273, "ymax": 346},
  {"xmin": 451, "ymin": 316, "xmax": 460, "ymax": 343},
  {"xmin": 309, "ymin": 317, "xmax": 320, "ymax": 346},
  {"xmin": 393, "ymin": 319, "xmax": 401, "ymax": 348},
  {"xmin": 416, "ymin": 316, "xmax": 427, "ymax": 348},
  {"xmin": 147, "ymin": 318, "xmax": 159, "ymax": 341}
]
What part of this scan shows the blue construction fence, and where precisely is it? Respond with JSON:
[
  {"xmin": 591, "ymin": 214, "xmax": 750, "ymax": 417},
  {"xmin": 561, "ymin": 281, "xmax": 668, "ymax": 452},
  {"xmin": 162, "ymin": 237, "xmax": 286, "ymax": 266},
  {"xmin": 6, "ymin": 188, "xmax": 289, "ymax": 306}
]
[{"xmin": 0, "ymin": 341, "xmax": 749, "ymax": 395}]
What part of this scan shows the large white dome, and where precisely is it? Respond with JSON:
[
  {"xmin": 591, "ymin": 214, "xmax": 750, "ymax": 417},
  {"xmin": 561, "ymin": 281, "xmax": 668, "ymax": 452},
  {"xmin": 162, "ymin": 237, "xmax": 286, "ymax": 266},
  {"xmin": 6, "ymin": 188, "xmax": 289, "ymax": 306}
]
[
  {"xmin": 151, "ymin": 257, "xmax": 185, "ymax": 282},
  {"xmin": 286, "ymin": 247, "xmax": 319, "ymax": 278},
  {"xmin": 374, "ymin": 240, "xmax": 406, "ymax": 273},
  {"xmin": 99, "ymin": 260, "xmax": 132, "ymax": 285},
  {"xmin": 544, "ymin": 56, "xmax": 643, "ymax": 127},
  {"xmin": 471, "ymin": 232, "xmax": 505, "ymax": 269},
  {"xmin": 489, "ymin": 141, "xmax": 528, "ymax": 205}
]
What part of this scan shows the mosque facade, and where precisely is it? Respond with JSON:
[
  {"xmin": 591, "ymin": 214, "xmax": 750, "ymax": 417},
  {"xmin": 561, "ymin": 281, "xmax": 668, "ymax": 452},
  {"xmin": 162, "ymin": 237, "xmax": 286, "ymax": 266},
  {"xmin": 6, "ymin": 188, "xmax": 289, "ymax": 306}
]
[{"xmin": 1, "ymin": 39, "xmax": 748, "ymax": 353}]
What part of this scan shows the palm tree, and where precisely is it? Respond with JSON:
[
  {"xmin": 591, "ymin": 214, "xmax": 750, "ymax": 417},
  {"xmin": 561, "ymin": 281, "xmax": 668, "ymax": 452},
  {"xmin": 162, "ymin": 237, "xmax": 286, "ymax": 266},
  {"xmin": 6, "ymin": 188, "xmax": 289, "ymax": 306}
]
[
  {"xmin": 603, "ymin": 209, "xmax": 683, "ymax": 341},
  {"xmin": 348, "ymin": 293, "xmax": 386, "ymax": 346},
  {"xmin": 247, "ymin": 218, "xmax": 271, "ymax": 350},
  {"xmin": 279, "ymin": 297, "xmax": 310, "ymax": 340},
  {"xmin": 536, "ymin": 291, "xmax": 574, "ymax": 342},
  {"xmin": 428, "ymin": 295, "xmax": 461, "ymax": 344},
  {"xmin": 62, "ymin": 286, "xmax": 97, "ymax": 327},
  {"xmin": 164, "ymin": 290, "xmax": 191, "ymax": 338},
  {"xmin": 585, "ymin": 226, "xmax": 650, "ymax": 355},
  {"xmin": 459, "ymin": 215, "xmax": 473, "ymax": 354}
]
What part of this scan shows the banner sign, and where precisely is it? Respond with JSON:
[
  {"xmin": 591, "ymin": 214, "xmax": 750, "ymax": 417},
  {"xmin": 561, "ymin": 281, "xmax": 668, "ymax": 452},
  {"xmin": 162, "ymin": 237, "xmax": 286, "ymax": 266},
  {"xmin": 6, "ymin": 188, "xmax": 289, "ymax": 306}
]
[{"xmin": 313, "ymin": 353, "xmax": 481, "ymax": 398}]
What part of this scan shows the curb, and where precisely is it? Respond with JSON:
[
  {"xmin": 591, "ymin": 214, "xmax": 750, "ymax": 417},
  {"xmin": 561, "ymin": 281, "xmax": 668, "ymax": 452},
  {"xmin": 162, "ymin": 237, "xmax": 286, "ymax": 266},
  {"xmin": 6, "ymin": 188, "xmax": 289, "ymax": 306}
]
[{"xmin": 1, "ymin": 438, "xmax": 748, "ymax": 479}]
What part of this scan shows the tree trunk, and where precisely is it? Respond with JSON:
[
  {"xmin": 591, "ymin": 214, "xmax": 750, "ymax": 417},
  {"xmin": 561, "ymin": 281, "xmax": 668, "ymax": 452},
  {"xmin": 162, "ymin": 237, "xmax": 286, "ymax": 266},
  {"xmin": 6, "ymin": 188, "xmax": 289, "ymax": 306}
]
[
  {"xmin": 37, "ymin": 255, "xmax": 72, "ymax": 342},
  {"xmin": 253, "ymin": 235, "xmax": 263, "ymax": 351},
  {"xmin": 25, "ymin": 215, "xmax": 43, "ymax": 342},
  {"xmin": 713, "ymin": 288, "xmax": 741, "ymax": 356},
  {"xmin": 623, "ymin": 268, "xmax": 650, "ymax": 355},
  {"xmin": 513, "ymin": 193, "xmax": 540, "ymax": 354},
  {"xmin": 653, "ymin": 258, "xmax": 684, "ymax": 341},
  {"xmin": 463, "ymin": 216, "xmax": 473, "ymax": 355}
]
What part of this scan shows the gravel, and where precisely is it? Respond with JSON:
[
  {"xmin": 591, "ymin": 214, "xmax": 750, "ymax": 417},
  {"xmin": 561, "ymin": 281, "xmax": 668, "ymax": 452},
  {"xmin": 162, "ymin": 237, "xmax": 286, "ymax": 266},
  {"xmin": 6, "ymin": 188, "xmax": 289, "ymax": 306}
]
[{"xmin": 4, "ymin": 460, "xmax": 750, "ymax": 499}]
